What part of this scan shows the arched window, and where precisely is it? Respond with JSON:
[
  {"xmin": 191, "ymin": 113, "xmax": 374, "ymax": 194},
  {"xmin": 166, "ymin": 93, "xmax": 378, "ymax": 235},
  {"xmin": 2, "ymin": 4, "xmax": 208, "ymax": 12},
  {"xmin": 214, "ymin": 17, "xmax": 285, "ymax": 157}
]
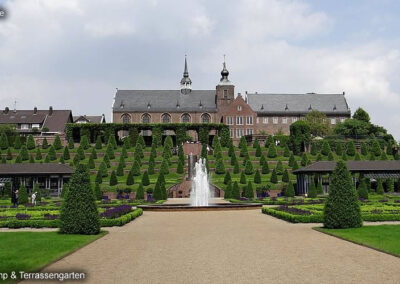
[
  {"xmin": 181, "ymin": 113, "xmax": 191, "ymax": 123},
  {"xmin": 201, "ymin": 113, "xmax": 211, "ymax": 123},
  {"xmin": 142, "ymin": 113, "xmax": 151, "ymax": 123},
  {"xmin": 121, "ymin": 113, "xmax": 131, "ymax": 124},
  {"xmin": 161, "ymin": 113, "xmax": 171, "ymax": 123}
]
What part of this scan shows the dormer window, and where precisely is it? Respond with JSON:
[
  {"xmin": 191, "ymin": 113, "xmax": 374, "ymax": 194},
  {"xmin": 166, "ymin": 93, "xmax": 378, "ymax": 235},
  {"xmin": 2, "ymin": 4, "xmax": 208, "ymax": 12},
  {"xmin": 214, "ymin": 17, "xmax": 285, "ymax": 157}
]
[{"xmin": 237, "ymin": 105, "xmax": 242, "ymax": 111}]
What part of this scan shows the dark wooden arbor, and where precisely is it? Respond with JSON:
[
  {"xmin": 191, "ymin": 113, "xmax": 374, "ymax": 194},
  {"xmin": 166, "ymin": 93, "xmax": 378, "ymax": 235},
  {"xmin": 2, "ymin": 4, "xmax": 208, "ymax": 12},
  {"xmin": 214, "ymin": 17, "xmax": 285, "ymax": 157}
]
[
  {"xmin": 293, "ymin": 161, "xmax": 400, "ymax": 195},
  {"xmin": 0, "ymin": 163, "xmax": 73, "ymax": 197}
]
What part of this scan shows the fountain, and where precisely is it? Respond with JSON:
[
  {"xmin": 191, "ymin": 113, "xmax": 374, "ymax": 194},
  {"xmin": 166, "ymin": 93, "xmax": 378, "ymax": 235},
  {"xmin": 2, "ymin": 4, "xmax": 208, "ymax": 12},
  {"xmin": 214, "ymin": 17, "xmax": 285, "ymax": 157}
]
[{"xmin": 190, "ymin": 158, "xmax": 211, "ymax": 206}]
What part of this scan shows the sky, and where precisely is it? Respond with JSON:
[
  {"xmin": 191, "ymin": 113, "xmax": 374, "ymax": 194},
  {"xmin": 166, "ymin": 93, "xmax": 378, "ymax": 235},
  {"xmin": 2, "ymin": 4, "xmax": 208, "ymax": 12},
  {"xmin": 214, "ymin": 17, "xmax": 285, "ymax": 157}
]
[{"xmin": 0, "ymin": 0, "xmax": 399, "ymax": 139}]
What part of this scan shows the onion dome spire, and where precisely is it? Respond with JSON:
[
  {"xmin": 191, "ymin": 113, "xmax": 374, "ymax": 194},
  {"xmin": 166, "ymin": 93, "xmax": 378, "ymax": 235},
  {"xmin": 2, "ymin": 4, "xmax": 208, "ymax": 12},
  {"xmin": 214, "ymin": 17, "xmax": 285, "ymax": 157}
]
[
  {"xmin": 180, "ymin": 55, "xmax": 192, "ymax": 94},
  {"xmin": 219, "ymin": 55, "xmax": 232, "ymax": 85}
]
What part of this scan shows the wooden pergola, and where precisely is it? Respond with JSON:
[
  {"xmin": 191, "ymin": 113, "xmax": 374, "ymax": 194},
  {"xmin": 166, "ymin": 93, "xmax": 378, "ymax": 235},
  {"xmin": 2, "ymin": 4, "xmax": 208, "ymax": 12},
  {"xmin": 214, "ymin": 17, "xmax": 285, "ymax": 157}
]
[{"xmin": 293, "ymin": 161, "xmax": 400, "ymax": 195}]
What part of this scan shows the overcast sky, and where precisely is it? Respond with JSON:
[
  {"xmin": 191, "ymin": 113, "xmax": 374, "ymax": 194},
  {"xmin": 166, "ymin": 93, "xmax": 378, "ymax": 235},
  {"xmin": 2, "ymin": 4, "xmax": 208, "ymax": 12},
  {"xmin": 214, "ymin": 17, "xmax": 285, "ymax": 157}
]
[{"xmin": 0, "ymin": 0, "xmax": 399, "ymax": 139}]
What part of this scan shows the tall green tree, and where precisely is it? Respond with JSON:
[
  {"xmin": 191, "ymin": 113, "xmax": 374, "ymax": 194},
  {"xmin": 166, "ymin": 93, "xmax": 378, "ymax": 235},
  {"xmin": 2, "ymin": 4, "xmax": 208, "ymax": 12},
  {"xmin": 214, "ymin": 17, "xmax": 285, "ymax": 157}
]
[
  {"xmin": 53, "ymin": 134, "xmax": 62, "ymax": 150},
  {"xmin": 136, "ymin": 183, "xmax": 145, "ymax": 200},
  {"xmin": 232, "ymin": 181, "xmax": 240, "ymax": 199},
  {"xmin": 26, "ymin": 135, "xmax": 35, "ymax": 150},
  {"xmin": 323, "ymin": 161, "xmax": 362, "ymax": 229},
  {"xmin": 245, "ymin": 181, "xmax": 254, "ymax": 199},
  {"xmin": 59, "ymin": 164, "xmax": 100, "ymax": 234}
]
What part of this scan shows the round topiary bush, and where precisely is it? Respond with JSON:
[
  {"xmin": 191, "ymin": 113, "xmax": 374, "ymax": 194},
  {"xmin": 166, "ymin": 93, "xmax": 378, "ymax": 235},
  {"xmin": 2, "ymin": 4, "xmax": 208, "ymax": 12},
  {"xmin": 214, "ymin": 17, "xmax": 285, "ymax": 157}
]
[
  {"xmin": 323, "ymin": 161, "xmax": 362, "ymax": 229},
  {"xmin": 59, "ymin": 164, "xmax": 100, "ymax": 234}
]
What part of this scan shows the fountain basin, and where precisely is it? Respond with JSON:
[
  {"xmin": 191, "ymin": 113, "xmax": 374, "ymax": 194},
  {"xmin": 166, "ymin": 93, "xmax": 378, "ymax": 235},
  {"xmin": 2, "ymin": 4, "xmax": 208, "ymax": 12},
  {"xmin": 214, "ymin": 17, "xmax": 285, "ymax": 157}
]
[{"xmin": 137, "ymin": 203, "xmax": 262, "ymax": 211}]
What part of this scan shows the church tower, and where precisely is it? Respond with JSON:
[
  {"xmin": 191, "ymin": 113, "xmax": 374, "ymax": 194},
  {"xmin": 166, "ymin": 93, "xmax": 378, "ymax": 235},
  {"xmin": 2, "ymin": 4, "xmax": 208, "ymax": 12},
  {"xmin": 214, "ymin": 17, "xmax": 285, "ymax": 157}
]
[
  {"xmin": 180, "ymin": 56, "xmax": 192, "ymax": 94},
  {"xmin": 216, "ymin": 57, "xmax": 234, "ymax": 112}
]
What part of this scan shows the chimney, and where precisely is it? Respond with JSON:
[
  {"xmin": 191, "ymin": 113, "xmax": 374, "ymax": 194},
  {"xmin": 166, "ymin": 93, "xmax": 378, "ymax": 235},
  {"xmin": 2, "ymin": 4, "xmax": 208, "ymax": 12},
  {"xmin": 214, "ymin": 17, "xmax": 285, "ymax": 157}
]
[
  {"xmin": 33, "ymin": 107, "xmax": 37, "ymax": 114},
  {"xmin": 49, "ymin": 106, "xmax": 53, "ymax": 116},
  {"xmin": 4, "ymin": 107, "xmax": 9, "ymax": 114}
]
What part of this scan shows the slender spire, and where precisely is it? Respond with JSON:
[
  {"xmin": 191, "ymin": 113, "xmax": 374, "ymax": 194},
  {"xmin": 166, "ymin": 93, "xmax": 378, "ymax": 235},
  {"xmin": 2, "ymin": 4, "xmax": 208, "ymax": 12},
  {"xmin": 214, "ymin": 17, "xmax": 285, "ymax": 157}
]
[
  {"xmin": 219, "ymin": 54, "xmax": 231, "ymax": 85},
  {"xmin": 180, "ymin": 55, "xmax": 192, "ymax": 94}
]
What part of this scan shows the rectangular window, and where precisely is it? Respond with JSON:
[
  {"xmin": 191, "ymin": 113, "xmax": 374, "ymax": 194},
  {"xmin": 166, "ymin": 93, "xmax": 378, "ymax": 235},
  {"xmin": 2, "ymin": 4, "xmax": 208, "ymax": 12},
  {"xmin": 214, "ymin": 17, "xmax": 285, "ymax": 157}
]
[
  {"xmin": 236, "ymin": 116, "xmax": 243, "ymax": 125},
  {"xmin": 226, "ymin": 116, "xmax": 234, "ymax": 125},
  {"xmin": 20, "ymin": 124, "xmax": 29, "ymax": 130},
  {"xmin": 236, "ymin": 128, "xmax": 244, "ymax": 138},
  {"xmin": 282, "ymin": 117, "xmax": 288, "ymax": 124},
  {"xmin": 229, "ymin": 128, "xmax": 234, "ymax": 138},
  {"xmin": 246, "ymin": 116, "xmax": 253, "ymax": 125},
  {"xmin": 256, "ymin": 118, "xmax": 259, "ymax": 124},
  {"xmin": 263, "ymin": 117, "xmax": 268, "ymax": 124},
  {"xmin": 223, "ymin": 90, "xmax": 228, "ymax": 99},
  {"xmin": 273, "ymin": 117, "xmax": 278, "ymax": 124},
  {"xmin": 292, "ymin": 117, "xmax": 298, "ymax": 123},
  {"xmin": 331, "ymin": 118, "xmax": 336, "ymax": 125},
  {"xmin": 32, "ymin": 123, "xmax": 40, "ymax": 128},
  {"xmin": 246, "ymin": 128, "xmax": 253, "ymax": 135}
]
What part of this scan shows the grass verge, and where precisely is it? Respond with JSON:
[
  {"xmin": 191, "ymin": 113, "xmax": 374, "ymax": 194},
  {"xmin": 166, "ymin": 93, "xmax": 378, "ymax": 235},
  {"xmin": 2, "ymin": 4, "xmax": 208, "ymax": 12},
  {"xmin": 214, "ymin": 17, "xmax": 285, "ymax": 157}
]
[
  {"xmin": 0, "ymin": 231, "xmax": 107, "ymax": 283},
  {"xmin": 314, "ymin": 225, "xmax": 400, "ymax": 257}
]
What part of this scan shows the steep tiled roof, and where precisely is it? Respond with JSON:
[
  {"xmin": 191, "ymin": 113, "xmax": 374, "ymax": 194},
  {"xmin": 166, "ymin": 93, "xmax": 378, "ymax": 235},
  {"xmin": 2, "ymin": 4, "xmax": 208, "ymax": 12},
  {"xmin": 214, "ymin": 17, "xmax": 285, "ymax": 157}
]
[
  {"xmin": 113, "ymin": 90, "xmax": 217, "ymax": 113},
  {"xmin": 0, "ymin": 163, "xmax": 73, "ymax": 175},
  {"xmin": 247, "ymin": 93, "xmax": 350, "ymax": 115},
  {"xmin": 73, "ymin": 115, "xmax": 105, "ymax": 123},
  {"xmin": 293, "ymin": 161, "xmax": 400, "ymax": 174},
  {"xmin": 0, "ymin": 109, "xmax": 72, "ymax": 133}
]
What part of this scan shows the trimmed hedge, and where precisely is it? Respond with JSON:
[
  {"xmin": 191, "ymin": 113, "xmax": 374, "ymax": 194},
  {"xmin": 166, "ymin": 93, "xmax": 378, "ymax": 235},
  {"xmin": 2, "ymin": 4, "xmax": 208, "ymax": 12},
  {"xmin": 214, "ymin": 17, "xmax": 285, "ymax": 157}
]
[
  {"xmin": 0, "ymin": 209, "xmax": 143, "ymax": 228},
  {"xmin": 262, "ymin": 207, "xmax": 400, "ymax": 223}
]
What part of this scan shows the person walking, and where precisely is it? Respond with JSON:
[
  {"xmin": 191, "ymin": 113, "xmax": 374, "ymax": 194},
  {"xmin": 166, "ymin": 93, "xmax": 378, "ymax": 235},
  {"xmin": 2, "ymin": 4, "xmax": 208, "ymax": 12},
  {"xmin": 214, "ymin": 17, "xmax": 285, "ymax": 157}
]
[{"xmin": 14, "ymin": 189, "xmax": 19, "ymax": 206}]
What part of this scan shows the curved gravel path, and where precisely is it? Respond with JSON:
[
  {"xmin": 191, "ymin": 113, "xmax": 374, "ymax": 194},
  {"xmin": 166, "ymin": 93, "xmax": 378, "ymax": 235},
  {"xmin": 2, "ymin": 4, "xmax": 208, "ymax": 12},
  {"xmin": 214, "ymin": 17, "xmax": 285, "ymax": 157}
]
[{"xmin": 24, "ymin": 209, "xmax": 400, "ymax": 284}]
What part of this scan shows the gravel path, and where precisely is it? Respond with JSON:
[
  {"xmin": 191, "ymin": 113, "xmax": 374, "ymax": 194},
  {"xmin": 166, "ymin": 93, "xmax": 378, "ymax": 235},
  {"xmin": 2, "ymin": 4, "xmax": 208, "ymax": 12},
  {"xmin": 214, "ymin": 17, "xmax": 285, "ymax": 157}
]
[{"xmin": 24, "ymin": 209, "xmax": 400, "ymax": 284}]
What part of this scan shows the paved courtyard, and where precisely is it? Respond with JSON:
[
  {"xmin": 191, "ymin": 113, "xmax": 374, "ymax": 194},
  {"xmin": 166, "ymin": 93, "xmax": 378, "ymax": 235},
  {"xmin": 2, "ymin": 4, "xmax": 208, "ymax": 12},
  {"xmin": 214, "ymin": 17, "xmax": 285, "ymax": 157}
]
[{"xmin": 25, "ymin": 208, "xmax": 400, "ymax": 284}]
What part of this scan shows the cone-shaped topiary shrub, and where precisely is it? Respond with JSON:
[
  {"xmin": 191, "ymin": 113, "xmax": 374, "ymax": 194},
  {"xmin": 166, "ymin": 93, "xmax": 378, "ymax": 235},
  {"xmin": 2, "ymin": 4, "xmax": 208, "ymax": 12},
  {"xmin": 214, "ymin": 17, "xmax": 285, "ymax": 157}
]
[
  {"xmin": 26, "ymin": 134, "xmax": 35, "ymax": 150},
  {"xmin": 228, "ymin": 141, "xmax": 234, "ymax": 157},
  {"xmin": 136, "ymin": 183, "xmax": 144, "ymax": 200},
  {"xmin": 361, "ymin": 142, "xmax": 368, "ymax": 156},
  {"xmin": 282, "ymin": 169, "xmax": 289, "ymax": 182},
  {"xmin": 68, "ymin": 137, "xmax": 75, "ymax": 149},
  {"xmin": 109, "ymin": 170, "xmax": 118, "ymax": 186},
  {"xmin": 131, "ymin": 160, "xmax": 141, "ymax": 176},
  {"xmin": 76, "ymin": 145, "xmax": 85, "ymax": 161},
  {"xmin": 88, "ymin": 156, "xmax": 95, "ymax": 169},
  {"xmin": 53, "ymin": 134, "xmax": 62, "ymax": 150},
  {"xmin": 0, "ymin": 132, "xmax": 9, "ymax": 150},
  {"xmin": 20, "ymin": 145, "xmax": 29, "ymax": 161},
  {"xmin": 142, "ymin": 171, "xmax": 150, "ymax": 186},
  {"xmin": 160, "ymin": 158, "xmax": 169, "ymax": 175},
  {"xmin": 387, "ymin": 178, "xmax": 394, "ymax": 192},
  {"xmin": 308, "ymin": 181, "xmax": 317, "ymax": 198},
  {"xmin": 116, "ymin": 161, "xmax": 124, "ymax": 176},
  {"xmin": 240, "ymin": 171, "xmax": 247, "ymax": 184},
  {"xmin": 224, "ymin": 182, "xmax": 232, "ymax": 199},
  {"xmin": 80, "ymin": 135, "xmax": 90, "ymax": 150},
  {"xmin": 60, "ymin": 164, "xmax": 100, "ymax": 234},
  {"xmin": 245, "ymin": 181, "xmax": 254, "ymax": 199},
  {"xmin": 346, "ymin": 141, "xmax": 356, "ymax": 156},
  {"xmin": 341, "ymin": 152, "xmax": 348, "ymax": 161},
  {"xmin": 321, "ymin": 141, "xmax": 331, "ymax": 156},
  {"xmin": 90, "ymin": 148, "xmax": 97, "ymax": 159},
  {"xmin": 95, "ymin": 136, "xmax": 102, "ymax": 149},
  {"xmin": 47, "ymin": 146, "xmax": 57, "ymax": 161},
  {"xmin": 99, "ymin": 161, "xmax": 108, "ymax": 177},
  {"xmin": 232, "ymin": 181, "xmax": 240, "ymax": 199},
  {"xmin": 14, "ymin": 135, "xmax": 22, "ymax": 150},
  {"xmin": 270, "ymin": 169, "xmax": 278, "ymax": 184},
  {"xmin": 35, "ymin": 148, "xmax": 42, "ymax": 160},
  {"xmin": 254, "ymin": 170, "xmax": 261, "ymax": 184},
  {"xmin": 63, "ymin": 146, "xmax": 70, "ymax": 160},
  {"xmin": 262, "ymin": 160, "xmax": 269, "ymax": 174},
  {"xmin": 220, "ymin": 127, "xmax": 231, "ymax": 147},
  {"xmin": 267, "ymin": 143, "xmax": 277, "ymax": 158},
  {"xmin": 275, "ymin": 160, "xmax": 284, "ymax": 175},
  {"xmin": 106, "ymin": 143, "xmax": 115, "ymax": 160},
  {"xmin": 286, "ymin": 181, "xmax": 295, "ymax": 197},
  {"xmin": 316, "ymin": 181, "xmax": 323, "ymax": 195},
  {"xmin": 148, "ymin": 155, "xmax": 155, "ymax": 175},
  {"xmin": 335, "ymin": 142, "xmax": 343, "ymax": 156},
  {"xmin": 316, "ymin": 153, "xmax": 323, "ymax": 161},
  {"xmin": 244, "ymin": 160, "xmax": 254, "ymax": 175},
  {"xmin": 126, "ymin": 170, "xmax": 134, "ymax": 186},
  {"xmin": 233, "ymin": 160, "xmax": 240, "ymax": 174},
  {"xmin": 288, "ymin": 154, "xmax": 295, "ymax": 168},
  {"xmin": 18, "ymin": 185, "xmax": 28, "ymax": 204},
  {"xmin": 376, "ymin": 179, "xmax": 384, "ymax": 194},
  {"xmin": 328, "ymin": 152, "xmax": 334, "ymax": 161},
  {"xmin": 224, "ymin": 171, "xmax": 232, "ymax": 185},
  {"xmin": 301, "ymin": 153, "xmax": 309, "ymax": 167},
  {"xmin": 357, "ymin": 179, "xmax": 368, "ymax": 199},
  {"xmin": 94, "ymin": 183, "xmax": 102, "ymax": 200},
  {"xmin": 42, "ymin": 138, "xmax": 49, "ymax": 149},
  {"xmin": 323, "ymin": 160, "xmax": 362, "ymax": 229},
  {"xmin": 215, "ymin": 156, "xmax": 225, "ymax": 174},
  {"xmin": 310, "ymin": 143, "xmax": 317, "ymax": 156},
  {"xmin": 129, "ymin": 127, "xmax": 139, "ymax": 147}
]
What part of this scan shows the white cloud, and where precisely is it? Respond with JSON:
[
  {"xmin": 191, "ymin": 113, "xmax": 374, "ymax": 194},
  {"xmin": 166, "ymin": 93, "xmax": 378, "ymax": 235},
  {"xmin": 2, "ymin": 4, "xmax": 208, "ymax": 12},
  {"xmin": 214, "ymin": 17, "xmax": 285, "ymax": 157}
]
[{"xmin": 0, "ymin": 0, "xmax": 399, "ymax": 139}]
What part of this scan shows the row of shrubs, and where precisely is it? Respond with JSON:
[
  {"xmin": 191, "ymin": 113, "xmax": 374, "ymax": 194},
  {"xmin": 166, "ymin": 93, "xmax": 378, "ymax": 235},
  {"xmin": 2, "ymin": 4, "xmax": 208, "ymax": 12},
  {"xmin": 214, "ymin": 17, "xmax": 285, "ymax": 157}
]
[
  {"xmin": 0, "ymin": 208, "xmax": 143, "ymax": 229},
  {"xmin": 262, "ymin": 207, "xmax": 400, "ymax": 223}
]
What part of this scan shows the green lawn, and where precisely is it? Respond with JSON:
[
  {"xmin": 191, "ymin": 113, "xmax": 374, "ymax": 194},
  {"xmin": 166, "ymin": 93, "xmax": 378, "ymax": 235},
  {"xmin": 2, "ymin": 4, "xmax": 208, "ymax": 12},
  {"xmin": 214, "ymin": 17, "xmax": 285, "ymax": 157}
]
[
  {"xmin": 0, "ymin": 231, "xmax": 106, "ymax": 282},
  {"xmin": 316, "ymin": 225, "xmax": 400, "ymax": 257}
]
